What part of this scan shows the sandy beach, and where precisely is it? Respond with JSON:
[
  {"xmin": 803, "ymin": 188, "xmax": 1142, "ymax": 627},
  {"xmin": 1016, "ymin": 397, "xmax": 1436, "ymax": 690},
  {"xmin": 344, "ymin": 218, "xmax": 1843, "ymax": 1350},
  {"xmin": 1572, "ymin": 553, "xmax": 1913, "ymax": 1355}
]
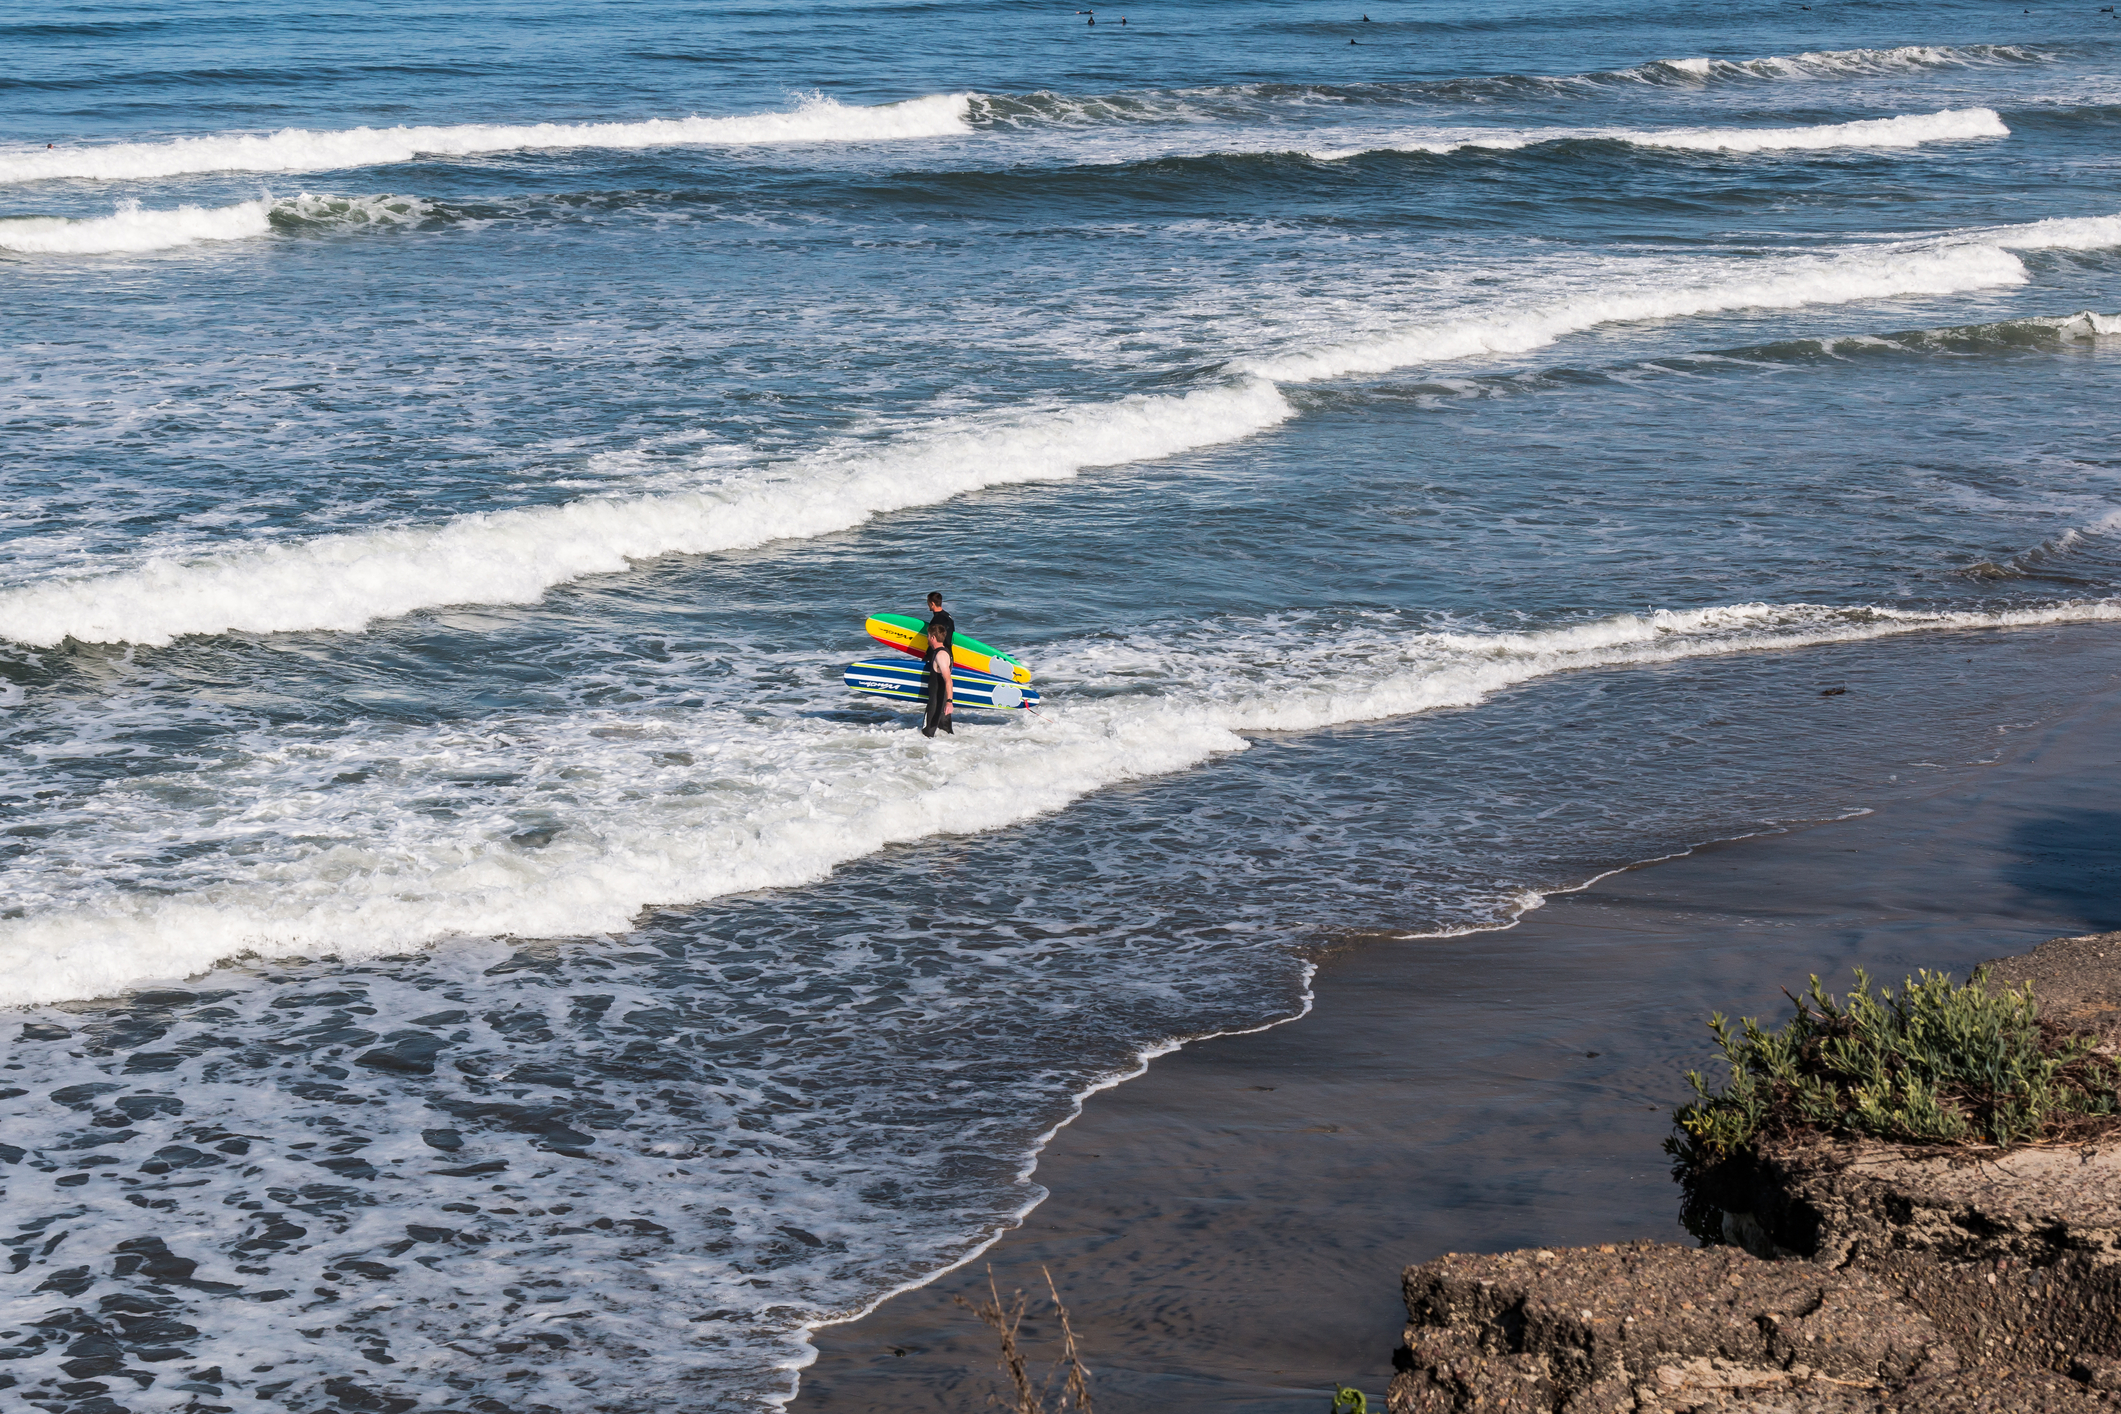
[{"xmin": 796, "ymin": 631, "xmax": 2121, "ymax": 1412}]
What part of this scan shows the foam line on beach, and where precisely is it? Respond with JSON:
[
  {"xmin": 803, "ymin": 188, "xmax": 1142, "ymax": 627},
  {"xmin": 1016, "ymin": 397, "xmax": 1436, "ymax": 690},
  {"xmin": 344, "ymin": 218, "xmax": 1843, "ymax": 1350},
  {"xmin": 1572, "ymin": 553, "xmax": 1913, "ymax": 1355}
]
[
  {"xmin": 0, "ymin": 93, "xmax": 974, "ymax": 183},
  {"xmin": 782, "ymin": 970, "xmax": 1318, "ymax": 1385},
  {"xmin": 3, "ymin": 597, "xmax": 2116, "ymax": 1009},
  {"xmin": 1302, "ymin": 107, "xmax": 2008, "ymax": 162}
]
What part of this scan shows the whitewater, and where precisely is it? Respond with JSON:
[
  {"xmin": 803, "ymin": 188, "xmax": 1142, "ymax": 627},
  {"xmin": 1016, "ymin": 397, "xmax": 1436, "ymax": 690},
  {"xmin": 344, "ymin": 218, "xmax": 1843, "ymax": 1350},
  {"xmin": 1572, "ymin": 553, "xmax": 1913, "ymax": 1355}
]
[
  {"xmin": 10, "ymin": 212, "xmax": 2119, "ymax": 648},
  {"xmin": 0, "ymin": 197, "xmax": 272, "ymax": 254},
  {"xmin": 5, "ymin": 595, "xmax": 2120, "ymax": 1008},
  {"xmin": 7, "ymin": 6, "xmax": 2121, "ymax": 1412},
  {"xmin": 0, "ymin": 94, "xmax": 975, "ymax": 184},
  {"xmin": 1301, "ymin": 105, "xmax": 2007, "ymax": 161},
  {"xmin": 0, "ymin": 102, "xmax": 2017, "ymax": 256}
]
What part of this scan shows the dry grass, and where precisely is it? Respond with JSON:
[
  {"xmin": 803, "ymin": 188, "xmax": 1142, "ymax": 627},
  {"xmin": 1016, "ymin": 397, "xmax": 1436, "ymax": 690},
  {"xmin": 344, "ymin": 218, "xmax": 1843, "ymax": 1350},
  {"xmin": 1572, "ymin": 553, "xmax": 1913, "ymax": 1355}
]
[{"xmin": 954, "ymin": 1266, "xmax": 1094, "ymax": 1414}]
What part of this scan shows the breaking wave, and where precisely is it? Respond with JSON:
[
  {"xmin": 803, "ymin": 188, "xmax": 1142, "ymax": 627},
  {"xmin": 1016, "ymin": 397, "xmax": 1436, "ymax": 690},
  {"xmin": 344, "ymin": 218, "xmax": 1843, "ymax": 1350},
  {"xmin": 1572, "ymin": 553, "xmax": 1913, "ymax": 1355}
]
[
  {"xmin": 1753, "ymin": 307, "xmax": 2121, "ymax": 361},
  {"xmin": 1337, "ymin": 309, "xmax": 2121, "ymax": 416},
  {"xmin": 1244, "ymin": 216, "xmax": 2121, "ymax": 386},
  {"xmin": 0, "ymin": 382, "xmax": 1295, "ymax": 647},
  {"xmin": 3, "ymin": 596, "xmax": 2116, "ymax": 1008},
  {"xmin": 12, "ymin": 211, "xmax": 2121, "ymax": 648},
  {"xmin": 0, "ymin": 197, "xmax": 270, "ymax": 253},
  {"xmin": 0, "ymin": 191, "xmax": 437, "ymax": 254},
  {"xmin": 968, "ymin": 44, "xmax": 2059, "ymax": 129},
  {"xmin": 1241, "ymin": 242, "xmax": 2029, "ymax": 383},
  {"xmin": 1964, "ymin": 509, "xmax": 2121, "ymax": 585},
  {"xmin": 1628, "ymin": 43, "xmax": 2057, "ymax": 86},
  {"xmin": 1304, "ymin": 106, "xmax": 2008, "ymax": 162},
  {"xmin": 1985, "ymin": 212, "xmax": 2121, "ymax": 252},
  {"xmin": 0, "ymin": 93, "xmax": 974, "ymax": 183}
]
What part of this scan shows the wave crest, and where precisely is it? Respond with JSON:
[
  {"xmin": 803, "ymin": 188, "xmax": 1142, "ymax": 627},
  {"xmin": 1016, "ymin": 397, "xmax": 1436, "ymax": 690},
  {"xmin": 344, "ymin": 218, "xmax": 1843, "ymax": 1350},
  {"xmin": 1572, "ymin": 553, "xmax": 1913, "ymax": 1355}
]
[
  {"xmin": 0, "ymin": 196, "xmax": 270, "ymax": 253},
  {"xmin": 0, "ymin": 382, "xmax": 1294, "ymax": 647},
  {"xmin": 0, "ymin": 93, "xmax": 974, "ymax": 184},
  {"xmin": 1306, "ymin": 107, "xmax": 2008, "ymax": 162},
  {"xmin": 6, "ymin": 214, "xmax": 2116, "ymax": 644},
  {"xmin": 1241, "ymin": 243, "xmax": 2028, "ymax": 384},
  {"xmin": 0, "ymin": 192, "xmax": 444, "ymax": 254},
  {"xmin": 1629, "ymin": 42, "xmax": 2053, "ymax": 85},
  {"xmin": 967, "ymin": 44, "xmax": 2058, "ymax": 130}
]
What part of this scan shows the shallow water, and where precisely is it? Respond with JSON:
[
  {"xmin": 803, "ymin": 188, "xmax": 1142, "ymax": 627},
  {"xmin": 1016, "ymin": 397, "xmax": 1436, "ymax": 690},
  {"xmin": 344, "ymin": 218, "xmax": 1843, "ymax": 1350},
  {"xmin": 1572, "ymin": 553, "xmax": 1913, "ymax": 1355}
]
[{"xmin": 4, "ymin": 1, "xmax": 2120, "ymax": 1409}]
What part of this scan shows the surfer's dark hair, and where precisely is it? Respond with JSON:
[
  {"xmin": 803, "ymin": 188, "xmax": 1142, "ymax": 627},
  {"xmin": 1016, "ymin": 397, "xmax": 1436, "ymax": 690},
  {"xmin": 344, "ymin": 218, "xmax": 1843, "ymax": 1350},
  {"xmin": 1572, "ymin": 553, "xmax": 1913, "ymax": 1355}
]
[{"xmin": 927, "ymin": 591, "xmax": 943, "ymax": 606}]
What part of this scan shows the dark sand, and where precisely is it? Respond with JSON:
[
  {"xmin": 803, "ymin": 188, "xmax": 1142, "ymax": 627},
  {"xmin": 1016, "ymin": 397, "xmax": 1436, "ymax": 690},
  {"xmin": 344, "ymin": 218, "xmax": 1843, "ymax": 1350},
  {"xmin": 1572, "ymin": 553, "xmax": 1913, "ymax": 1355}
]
[{"xmin": 795, "ymin": 655, "xmax": 2121, "ymax": 1413}]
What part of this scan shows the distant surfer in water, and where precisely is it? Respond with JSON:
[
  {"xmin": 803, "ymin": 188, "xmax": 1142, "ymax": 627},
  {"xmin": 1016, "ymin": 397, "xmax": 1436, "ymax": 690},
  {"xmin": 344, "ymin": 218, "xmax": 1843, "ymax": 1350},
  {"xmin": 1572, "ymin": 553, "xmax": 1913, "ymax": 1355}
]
[{"xmin": 921, "ymin": 590, "xmax": 955, "ymax": 737}]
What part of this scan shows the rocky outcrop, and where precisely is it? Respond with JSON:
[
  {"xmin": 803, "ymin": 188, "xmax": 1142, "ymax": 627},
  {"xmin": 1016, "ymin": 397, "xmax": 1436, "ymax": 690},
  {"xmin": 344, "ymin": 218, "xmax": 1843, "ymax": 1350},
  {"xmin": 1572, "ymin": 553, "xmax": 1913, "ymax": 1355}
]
[
  {"xmin": 1388, "ymin": 1240, "xmax": 2116, "ymax": 1412},
  {"xmin": 1392, "ymin": 1243, "xmax": 1959, "ymax": 1412},
  {"xmin": 1388, "ymin": 932, "xmax": 2121, "ymax": 1413},
  {"xmin": 1708, "ymin": 1135, "xmax": 2121, "ymax": 1265},
  {"xmin": 1690, "ymin": 1135, "xmax": 2121, "ymax": 1390}
]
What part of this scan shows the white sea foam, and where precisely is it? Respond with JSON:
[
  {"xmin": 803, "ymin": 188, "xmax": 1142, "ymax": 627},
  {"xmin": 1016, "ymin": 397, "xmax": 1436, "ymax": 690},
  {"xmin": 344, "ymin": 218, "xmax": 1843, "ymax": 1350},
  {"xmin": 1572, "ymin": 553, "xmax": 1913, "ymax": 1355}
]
[
  {"xmin": 1241, "ymin": 242, "xmax": 2026, "ymax": 383},
  {"xmin": 0, "ymin": 93, "xmax": 974, "ymax": 184},
  {"xmin": 2041, "ymin": 510, "xmax": 2121, "ymax": 561},
  {"xmin": 1983, "ymin": 212, "xmax": 2121, "ymax": 252},
  {"xmin": 3, "ymin": 597, "xmax": 2115, "ymax": 1008},
  {"xmin": 2061, "ymin": 310, "xmax": 2121, "ymax": 337},
  {"xmin": 274, "ymin": 190, "xmax": 439, "ymax": 228},
  {"xmin": 1305, "ymin": 107, "xmax": 2008, "ymax": 162},
  {"xmin": 0, "ymin": 193, "xmax": 453, "ymax": 254},
  {"xmin": 1584, "ymin": 106, "xmax": 2007, "ymax": 152},
  {"xmin": 0, "ymin": 197, "xmax": 271, "ymax": 254},
  {"xmin": 0, "ymin": 380, "xmax": 1294, "ymax": 647},
  {"xmin": 985, "ymin": 43, "xmax": 2050, "ymax": 129},
  {"xmin": 1622, "ymin": 43, "xmax": 2050, "ymax": 85},
  {"xmin": 1, "ymin": 220, "xmax": 2083, "ymax": 647}
]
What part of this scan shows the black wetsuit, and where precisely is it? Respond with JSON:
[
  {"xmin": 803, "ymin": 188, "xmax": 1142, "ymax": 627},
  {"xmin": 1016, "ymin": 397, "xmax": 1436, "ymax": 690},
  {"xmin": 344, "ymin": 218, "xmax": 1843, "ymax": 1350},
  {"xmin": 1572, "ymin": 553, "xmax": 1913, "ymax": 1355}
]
[{"xmin": 922, "ymin": 611, "xmax": 955, "ymax": 735}]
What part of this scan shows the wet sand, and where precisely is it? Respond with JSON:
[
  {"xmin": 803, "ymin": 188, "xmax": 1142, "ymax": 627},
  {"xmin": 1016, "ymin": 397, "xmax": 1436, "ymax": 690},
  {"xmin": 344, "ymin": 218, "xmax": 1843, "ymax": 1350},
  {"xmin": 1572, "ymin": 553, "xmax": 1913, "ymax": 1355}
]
[{"xmin": 794, "ymin": 658, "xmax": 2121, "ymax": 1413}]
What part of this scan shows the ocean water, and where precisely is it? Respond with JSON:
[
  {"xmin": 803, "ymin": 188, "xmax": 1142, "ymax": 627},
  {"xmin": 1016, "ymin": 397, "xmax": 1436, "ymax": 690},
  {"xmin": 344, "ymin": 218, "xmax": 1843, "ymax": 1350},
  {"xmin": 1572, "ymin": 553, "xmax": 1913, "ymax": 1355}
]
[{"xmin": 3, "ymin": 0, "xmax": 2120, "ymax": 1408}]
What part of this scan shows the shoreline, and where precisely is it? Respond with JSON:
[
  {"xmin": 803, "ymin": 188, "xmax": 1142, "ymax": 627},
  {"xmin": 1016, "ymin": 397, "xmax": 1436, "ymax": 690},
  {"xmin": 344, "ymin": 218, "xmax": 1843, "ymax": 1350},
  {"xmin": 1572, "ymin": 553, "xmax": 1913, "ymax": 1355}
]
[
  {"xmin": 794, "ymin": 654, "xmax": 2121, "ymax": 1411},
  {"xmin": 772, "ymin": 830, "xmax": 1795, "ymax": 1409},
  {"xmin": 769, "ymin": 803, "xmax": 1804, "ymax": 1403},
  {"xmin": 769, "ymin": 972, "xmax": 1323, "ymax": 1405}
]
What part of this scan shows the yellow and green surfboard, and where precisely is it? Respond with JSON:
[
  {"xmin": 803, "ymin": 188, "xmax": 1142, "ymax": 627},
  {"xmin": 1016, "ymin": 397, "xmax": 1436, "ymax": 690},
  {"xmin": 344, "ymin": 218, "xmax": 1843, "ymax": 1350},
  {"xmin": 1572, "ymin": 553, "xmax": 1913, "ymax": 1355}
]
[{"xmin": 864, "ymin": 613, "xmax": 1032, "ymax": 684}]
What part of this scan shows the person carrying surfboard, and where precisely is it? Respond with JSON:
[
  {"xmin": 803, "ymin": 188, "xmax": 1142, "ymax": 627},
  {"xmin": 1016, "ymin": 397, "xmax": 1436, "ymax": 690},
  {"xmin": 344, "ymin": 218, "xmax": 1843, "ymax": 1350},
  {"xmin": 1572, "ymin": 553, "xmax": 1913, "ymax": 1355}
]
[{"xmin": 921, "ymin": 590, "xmax": 954, "ymax": 737}]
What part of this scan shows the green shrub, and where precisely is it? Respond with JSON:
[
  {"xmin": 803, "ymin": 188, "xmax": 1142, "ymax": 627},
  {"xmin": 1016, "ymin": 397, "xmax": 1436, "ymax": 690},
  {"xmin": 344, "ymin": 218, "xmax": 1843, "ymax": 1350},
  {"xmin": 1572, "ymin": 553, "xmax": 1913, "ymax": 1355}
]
[{"xmin": 1667, "ymin": 968, "xmax": 2121, "ymax": 1164}]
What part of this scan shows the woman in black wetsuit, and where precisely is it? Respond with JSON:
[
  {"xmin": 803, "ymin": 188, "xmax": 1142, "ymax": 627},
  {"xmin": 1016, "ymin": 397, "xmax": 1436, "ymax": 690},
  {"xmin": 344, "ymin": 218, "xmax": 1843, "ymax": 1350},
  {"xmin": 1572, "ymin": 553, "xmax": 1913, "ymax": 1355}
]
[{"xmin": 920, "ymin": 590, "xmax": 954, "ymax": 737}]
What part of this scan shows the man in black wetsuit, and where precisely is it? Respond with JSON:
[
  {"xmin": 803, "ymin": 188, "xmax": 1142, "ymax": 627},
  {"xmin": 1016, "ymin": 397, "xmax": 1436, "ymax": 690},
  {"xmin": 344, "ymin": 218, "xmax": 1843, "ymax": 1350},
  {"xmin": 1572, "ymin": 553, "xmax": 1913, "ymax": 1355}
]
[{"xmin": 920, "ymin": 590, "xmax": 955, "ymax": 737}]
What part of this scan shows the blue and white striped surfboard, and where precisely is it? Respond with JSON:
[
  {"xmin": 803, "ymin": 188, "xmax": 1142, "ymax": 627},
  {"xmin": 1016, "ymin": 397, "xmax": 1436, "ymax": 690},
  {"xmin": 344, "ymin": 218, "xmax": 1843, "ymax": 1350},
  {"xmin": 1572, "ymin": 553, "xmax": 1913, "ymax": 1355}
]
[{"xmin": 842, "ymin": 657, "xmax": 1041, "ymax": 712}]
